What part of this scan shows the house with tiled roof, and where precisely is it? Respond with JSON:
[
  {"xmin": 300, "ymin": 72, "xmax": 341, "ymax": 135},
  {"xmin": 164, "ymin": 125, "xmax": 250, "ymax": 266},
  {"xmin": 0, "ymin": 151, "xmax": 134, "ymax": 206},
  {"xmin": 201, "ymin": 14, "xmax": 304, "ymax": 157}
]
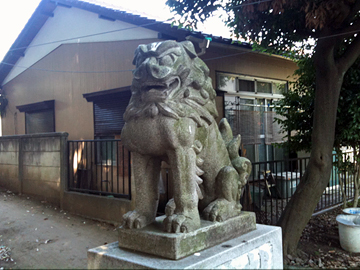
[{"xmin": 0, "ymin": 0, "xmax": 297, "ymax": 222}]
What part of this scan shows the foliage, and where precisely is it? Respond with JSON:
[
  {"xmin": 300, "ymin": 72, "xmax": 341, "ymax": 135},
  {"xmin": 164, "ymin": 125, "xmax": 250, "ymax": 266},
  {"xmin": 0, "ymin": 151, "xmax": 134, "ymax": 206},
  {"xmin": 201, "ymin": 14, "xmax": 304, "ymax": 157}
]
[
  {"xmin": 336, "ymin": 59, "xmax": 360, "ymax": 148},
  {"xmin": 275, "ymin": 54, "xmax": 360, "ymax": 208},
  {"xmin": 275, "ymin": 54, "xmax": 360, "ymax": 153},
  {"xmin": 347, "ymin": 198, "xmax": 360, "ymax": 207},
  {"xmin": 167, "ymin": 0, "xmax": 360, "ymax": 56},
  {"xmin": 274, "ymin": 56, "xmax": 315, "ymax": 153},
  {"xmin": 166, "ymin": 0, "xmax": 360, "ymax": 255}
]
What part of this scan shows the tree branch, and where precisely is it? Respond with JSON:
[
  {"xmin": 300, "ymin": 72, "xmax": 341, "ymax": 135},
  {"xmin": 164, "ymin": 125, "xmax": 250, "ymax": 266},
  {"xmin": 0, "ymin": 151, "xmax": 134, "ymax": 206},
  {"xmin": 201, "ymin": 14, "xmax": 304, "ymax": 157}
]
[
  {"xmin": 337, "ymin": 35, "xmax": 360, "ymax": 74},
  {"xmin": 344, "ymin": 0, "xmax": 360, "ymax": 25},
  {"xmin": 334, "ymin": 18, "xmax": 360, "ymax": 40},
  {"xmin": 313, "ymin": 18, "xmax": 360, "ymax": 43}
]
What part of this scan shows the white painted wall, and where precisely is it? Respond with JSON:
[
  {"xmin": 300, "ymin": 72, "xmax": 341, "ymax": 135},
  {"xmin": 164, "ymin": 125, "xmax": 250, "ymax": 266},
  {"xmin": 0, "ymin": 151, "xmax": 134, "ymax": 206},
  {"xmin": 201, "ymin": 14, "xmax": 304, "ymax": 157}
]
[{"xmin": 3, "ymin": 5, "xmax": 158, "ymax": 85}]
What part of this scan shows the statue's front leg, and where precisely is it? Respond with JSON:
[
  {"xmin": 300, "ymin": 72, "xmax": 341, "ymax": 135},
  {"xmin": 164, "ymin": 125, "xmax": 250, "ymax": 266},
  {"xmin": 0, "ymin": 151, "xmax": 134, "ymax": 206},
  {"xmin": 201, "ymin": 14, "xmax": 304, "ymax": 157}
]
[
  {"xmin": 164, "ymin": 147, "xmax": 201, "ymax": 233},
  {"xmin": 123, "ymin": 152, "xmax": 161, "ymax": 229}
]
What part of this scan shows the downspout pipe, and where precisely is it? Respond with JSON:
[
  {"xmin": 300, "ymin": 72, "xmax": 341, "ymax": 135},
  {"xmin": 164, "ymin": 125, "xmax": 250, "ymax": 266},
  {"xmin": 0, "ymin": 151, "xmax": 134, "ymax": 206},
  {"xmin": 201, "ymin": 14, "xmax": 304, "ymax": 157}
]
[{"xmin": 185, "ymin": 36, "xmax": 212, "ymax": 56}]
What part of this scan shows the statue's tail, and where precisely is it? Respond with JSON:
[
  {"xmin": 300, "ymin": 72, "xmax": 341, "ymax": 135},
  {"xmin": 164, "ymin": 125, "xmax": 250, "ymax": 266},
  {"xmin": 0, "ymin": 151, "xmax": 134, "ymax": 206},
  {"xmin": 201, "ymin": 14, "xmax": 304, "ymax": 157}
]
[{"xmin": 219, "ymin": 118, "xmax": 252, "ymax": 190}]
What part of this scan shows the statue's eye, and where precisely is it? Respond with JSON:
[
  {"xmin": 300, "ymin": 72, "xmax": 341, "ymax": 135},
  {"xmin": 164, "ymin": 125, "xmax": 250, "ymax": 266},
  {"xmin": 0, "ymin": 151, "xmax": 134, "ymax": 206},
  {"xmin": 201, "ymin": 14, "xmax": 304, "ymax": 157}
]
[{"xmin": 159, "ymin": 53, "xmax": 177, "ymax": 66}]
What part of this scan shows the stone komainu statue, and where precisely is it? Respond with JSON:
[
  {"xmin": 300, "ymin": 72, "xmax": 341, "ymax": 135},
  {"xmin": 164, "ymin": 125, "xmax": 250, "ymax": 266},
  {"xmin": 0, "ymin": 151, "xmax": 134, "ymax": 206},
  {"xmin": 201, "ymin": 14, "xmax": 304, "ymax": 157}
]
[{"xmin": 121, "ymin": 40, "xmax": 252, "ymax": 233}]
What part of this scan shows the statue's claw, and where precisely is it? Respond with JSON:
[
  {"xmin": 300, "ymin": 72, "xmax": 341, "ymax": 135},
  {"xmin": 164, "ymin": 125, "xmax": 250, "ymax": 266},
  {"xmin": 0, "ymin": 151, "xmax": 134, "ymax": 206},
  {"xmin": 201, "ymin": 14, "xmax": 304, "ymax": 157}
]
[
  {"xmin": 163, "ymin": 208, "xmax": 200, "ymax": 233},
  {"xmin": 123, "ymin": 210, "xmax": 151, "ymax": 229},
  {"xmin": 203, "ymin": 198, "xmax": 242, "ymax": 222}
]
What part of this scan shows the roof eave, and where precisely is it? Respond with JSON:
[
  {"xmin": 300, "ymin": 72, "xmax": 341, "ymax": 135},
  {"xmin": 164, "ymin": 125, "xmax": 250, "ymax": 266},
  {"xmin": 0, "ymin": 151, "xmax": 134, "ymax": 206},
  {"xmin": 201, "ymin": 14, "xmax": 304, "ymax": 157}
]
[
  {"xmin": 0, "ymin": 0, "xmax": 58, "ymax": 86},
  {"xmin": 0, "ymin": 0, "xmax": 266, "ymax": 87}
]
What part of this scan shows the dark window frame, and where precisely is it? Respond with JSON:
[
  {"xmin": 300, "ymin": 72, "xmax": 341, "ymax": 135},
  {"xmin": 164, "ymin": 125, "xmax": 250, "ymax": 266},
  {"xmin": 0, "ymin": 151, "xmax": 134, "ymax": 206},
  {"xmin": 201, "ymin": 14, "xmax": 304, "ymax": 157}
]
[
  {"xmin": 84, "ymin": 87, "xmax": 131, "ymax": 165},
  {"xmin": 16, "ymin": 100, "xmax": 55, "ymax": 134},
  {"xmin": 83, "ymin": 86, "xmax": 131, "ymax": 137}
]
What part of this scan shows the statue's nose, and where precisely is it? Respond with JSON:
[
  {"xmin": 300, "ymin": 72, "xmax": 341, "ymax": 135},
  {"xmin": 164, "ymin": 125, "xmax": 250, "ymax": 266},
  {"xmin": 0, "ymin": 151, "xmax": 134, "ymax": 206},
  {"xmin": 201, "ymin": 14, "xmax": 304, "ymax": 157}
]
[{"xmin": 146, "ymin": 57, "xmax": 171, "ymax": 79}]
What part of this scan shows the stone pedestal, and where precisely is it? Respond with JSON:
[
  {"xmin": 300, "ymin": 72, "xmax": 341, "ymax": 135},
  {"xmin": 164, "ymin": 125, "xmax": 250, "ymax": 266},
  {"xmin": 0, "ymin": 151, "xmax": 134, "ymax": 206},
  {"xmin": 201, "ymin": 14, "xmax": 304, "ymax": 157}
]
[
  {"xmin": 88, "ymin": 224, "xmax": 283, "ymax": 269},
  {"xmin": 118, "ymin": 212, "xmax": 256, "ymax": 260}
]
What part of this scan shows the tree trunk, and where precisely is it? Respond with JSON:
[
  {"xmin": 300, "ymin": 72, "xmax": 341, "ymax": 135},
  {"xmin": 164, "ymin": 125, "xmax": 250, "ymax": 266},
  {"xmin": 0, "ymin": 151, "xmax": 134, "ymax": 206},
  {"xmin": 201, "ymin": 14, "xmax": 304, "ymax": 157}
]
[{"xmin": 277, "ymin": 41, "xmax": 344, "ymax": 256}]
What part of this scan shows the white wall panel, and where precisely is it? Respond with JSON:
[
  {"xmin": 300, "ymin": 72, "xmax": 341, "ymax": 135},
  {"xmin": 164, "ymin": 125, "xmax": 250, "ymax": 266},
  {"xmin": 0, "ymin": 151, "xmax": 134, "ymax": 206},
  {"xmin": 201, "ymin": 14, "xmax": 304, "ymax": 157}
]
[{"xmin": 4, "ymin": 5, "xmax": 158, "ymax": 84}]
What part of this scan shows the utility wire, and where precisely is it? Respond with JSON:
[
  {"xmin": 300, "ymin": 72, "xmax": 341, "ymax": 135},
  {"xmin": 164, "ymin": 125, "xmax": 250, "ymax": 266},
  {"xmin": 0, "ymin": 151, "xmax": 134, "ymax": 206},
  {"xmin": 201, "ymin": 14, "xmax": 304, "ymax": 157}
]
[
  {"xmin": 2, "ymin": 25, "xmax": 360, "ymax": 74},
  {"xmin": 0, "ymin": 61, "xmax": 134, "ymax": 73},
  {"xmin": 229, "ymin": 0, "xmax": 272, "ymax": 9},
  {"xmin": 5, "ymin": 0, "xmax": 276, "ymax": 54},
  {"xmin": 7, "ymin": 18, "xmax": 174, "ymax": 53},
  {"xmin": 0, "ymin": 1, "xmax": 359, "ymax": 74},
  {"xmin": 0, "ymin": 50, "xmax": 254, "ymax": 73},
  {"xmin": 1, "ymin": 26, "xmax": 358, "ymax": 74}
]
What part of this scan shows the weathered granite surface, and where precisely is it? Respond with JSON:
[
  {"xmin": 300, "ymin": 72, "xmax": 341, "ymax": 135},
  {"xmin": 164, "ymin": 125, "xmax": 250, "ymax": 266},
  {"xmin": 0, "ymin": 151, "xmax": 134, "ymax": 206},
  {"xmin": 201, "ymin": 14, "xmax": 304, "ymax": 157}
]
[
  {"xmin": 118, "ymin": 212, "xmax": 256, "ymax": 260},
  {"xmin": 121, "ymin": 40, "xmax": 252, "ymax": 233},
  {"xmin": 88, "ymin": 224, "xmax": 283, "ymax": 269}
]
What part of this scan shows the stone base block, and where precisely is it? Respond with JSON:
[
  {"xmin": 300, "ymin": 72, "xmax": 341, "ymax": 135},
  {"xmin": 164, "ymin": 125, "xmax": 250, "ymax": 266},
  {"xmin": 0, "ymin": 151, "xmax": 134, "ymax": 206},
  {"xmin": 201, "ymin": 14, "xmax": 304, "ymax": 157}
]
[
  {"xmin": 118, "ymin": 212, "xmax": 256, "ymax": 260},
  {"xmin": 88, "ymin": 224, "xmax": 283, "ymax": 269}
]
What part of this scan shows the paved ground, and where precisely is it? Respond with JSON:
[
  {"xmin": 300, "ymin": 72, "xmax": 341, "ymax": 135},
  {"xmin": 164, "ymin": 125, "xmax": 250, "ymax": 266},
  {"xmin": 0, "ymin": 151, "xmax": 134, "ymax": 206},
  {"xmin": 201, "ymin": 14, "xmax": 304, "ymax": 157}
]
[{"xmin": 0, "ymin": 186, "xmax": 118, "ymax": 269}]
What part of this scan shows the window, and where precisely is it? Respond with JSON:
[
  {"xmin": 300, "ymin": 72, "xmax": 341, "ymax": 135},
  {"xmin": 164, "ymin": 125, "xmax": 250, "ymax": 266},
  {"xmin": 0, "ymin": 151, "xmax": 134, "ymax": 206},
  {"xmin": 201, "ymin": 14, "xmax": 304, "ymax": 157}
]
[
  {"xmin": 83, "ymin": 87, "xmax": 131, "ymax": 137},
  {"xmin": 84, "ymin": 87, "xmax": 131, "ymax": 165},
  {"xmin": 218, "ymin": 72, "xmax": 287, "ymax": 167},
  {"xmin": 225, "ymin": 96, "xmax": 286, "ymax": 175},
  {"xmin": 217, "ymin": 72, "xmax": 288, "ymax": 96},
  {"xmin": 16, "ymin": 100, "xmax": 55, "ymax": 134}
]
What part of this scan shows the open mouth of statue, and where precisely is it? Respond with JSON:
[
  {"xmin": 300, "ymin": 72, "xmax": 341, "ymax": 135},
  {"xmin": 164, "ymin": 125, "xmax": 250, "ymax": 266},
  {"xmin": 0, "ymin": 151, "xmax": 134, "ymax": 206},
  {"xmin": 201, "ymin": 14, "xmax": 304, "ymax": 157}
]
[{"xmin": 142, "ymin": 77, "xmax": 180, "ymax": 96}]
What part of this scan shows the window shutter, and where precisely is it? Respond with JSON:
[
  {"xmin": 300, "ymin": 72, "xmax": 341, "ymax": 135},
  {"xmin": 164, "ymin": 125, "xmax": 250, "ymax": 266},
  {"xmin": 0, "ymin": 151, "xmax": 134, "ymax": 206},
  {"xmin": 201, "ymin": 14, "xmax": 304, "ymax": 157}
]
[
  {"xmin": 25, "ymin": 110, "xmax": 54, "ymax": 134},
  {"xmin": 16, "ymin": 100, "xmax": 55, "ymax": 134},
  {"xmin": 265, "ymin": 111, "xmax": 286, "ymax": 145},
  {"xmin": 93, "ymin": 91, "xmax": 131, "ymax": 136},
  {"xmin": 233, "ymin": 110, "xmax": 261, "ymax": 145}
]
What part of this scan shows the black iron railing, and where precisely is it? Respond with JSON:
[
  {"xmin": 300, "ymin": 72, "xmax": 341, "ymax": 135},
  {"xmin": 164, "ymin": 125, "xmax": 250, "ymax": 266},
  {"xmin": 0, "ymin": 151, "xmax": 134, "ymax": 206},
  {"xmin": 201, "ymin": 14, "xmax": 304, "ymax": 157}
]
[
  {"xmin": 245, "ymin": 153, "xmax": 356, "ymax": 225},
  {"xmin": 67, "ymin": 140, "xmax": 356, "ymax": 223},
  {"xmin": 68, "ymin": 139, "xmax": 131, "ymax": 199}
]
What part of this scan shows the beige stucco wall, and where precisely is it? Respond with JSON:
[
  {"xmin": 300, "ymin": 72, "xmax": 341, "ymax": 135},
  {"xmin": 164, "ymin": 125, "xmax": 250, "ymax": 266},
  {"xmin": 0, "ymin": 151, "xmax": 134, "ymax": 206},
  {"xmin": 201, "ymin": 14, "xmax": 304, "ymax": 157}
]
[
  {"xmin": 1, "ymin": 39, "xmax": 297, "ymax": 140},
  {"xmin": 2, "ymin": 38, "xmax": 160, "ymax": 140},
  {"xmin": 205, "ymin": 44, "xmax": 297, "ymax": 86}
]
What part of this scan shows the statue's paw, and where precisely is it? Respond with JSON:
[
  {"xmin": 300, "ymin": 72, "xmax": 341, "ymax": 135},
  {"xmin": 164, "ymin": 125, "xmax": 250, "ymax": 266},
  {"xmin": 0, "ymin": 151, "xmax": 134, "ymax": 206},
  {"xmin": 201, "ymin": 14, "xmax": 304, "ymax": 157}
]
[
  {"xmin": 203, "ymin": 199, "xmax": 242, "ymax": 222},
  {"xmin": 165, "ymin": 198, "xmax": 176, "ymax": 216},
  {"xmin": 163, "ymin": 211, "xmax": 200, "ymax": 233},
  {"xmin": 122, "ymin": 210, "xmax": 151, "ymax": 229}
]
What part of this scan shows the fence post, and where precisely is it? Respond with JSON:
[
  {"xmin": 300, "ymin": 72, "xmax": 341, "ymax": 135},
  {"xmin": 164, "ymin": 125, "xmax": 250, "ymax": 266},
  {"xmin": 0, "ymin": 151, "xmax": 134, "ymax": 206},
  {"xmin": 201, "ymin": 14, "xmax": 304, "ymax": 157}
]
[
  {"xmin": 18, "ymin": 137, "xmax": 23, "ymax": 194},
  {"xmin": 59, "ymin": 133, "xmax": 69, "ymax": 210}
]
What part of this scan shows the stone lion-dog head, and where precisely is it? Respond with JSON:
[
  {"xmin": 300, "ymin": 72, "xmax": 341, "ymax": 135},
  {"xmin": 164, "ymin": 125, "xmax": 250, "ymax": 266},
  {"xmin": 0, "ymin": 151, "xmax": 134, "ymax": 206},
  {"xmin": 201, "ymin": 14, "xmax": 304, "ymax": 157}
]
[{"xmin": 124, "ymin": 40, "xmax": 218, "ymax": 127}]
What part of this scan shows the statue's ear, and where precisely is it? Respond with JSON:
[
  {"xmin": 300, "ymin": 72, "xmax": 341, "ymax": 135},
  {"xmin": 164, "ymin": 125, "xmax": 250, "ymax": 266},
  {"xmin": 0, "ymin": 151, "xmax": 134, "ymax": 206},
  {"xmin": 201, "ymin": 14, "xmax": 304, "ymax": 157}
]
[
  {"xmin": 181, "ymin": 41, "xmax": 197, "ymax": 59},
  {"xmin": 132, "ymin": 44, "xmax": 147, "ymax": 65},
  {"xmin": 132, "ymin": 47, "xmax": 140, "ymax": 65}
]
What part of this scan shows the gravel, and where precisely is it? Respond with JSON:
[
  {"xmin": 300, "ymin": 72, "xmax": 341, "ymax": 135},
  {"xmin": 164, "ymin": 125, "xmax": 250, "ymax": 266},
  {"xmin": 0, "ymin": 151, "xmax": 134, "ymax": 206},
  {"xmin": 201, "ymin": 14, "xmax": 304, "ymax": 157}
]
[{"xmin": 284, "ymin": 206, "xmax": 360, "ymax": 269}]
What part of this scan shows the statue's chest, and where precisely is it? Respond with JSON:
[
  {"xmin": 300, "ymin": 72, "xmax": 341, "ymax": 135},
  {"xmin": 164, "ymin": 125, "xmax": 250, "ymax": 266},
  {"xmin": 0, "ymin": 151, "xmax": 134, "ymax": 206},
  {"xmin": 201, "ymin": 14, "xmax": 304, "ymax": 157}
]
[{"xmin": 121, "ymin": 116, "xmax": 197, "ymax": 156}]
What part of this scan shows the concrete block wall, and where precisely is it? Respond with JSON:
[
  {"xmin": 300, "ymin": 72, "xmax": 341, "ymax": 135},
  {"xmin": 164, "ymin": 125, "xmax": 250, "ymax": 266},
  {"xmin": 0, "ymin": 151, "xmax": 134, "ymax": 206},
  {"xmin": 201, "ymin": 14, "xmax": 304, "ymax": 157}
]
[
  {"xmin": 0, "ymin": 139, "xmax": 20, "ymax": 192},
  {"xmin": 22, "ymin": 135, "xmax": 67, "ymax": 204},
  {"xmin": 0, "ymin": 132, "xmax": 132, "ymax": 224},
  {"xmin": 0, "ymin": 133, "xmax": 68, "ymax": 204}
]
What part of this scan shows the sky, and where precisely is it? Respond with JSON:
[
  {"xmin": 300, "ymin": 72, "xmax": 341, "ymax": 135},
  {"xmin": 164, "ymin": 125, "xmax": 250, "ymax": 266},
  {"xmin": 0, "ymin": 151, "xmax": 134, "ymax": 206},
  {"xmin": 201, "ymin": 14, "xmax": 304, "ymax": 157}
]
[{"xmin": 0, "ymin": 0, "xmax": 232, "ymax": 61}]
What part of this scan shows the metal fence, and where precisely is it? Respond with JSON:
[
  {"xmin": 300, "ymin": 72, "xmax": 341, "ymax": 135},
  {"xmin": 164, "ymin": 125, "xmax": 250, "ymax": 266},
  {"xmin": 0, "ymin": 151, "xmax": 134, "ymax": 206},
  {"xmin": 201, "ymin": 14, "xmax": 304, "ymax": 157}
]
[
  {"xmin": 244, "ymin": 152, "xmax": 356, "ymax": 225},
  {"xmin": 68, "ymin": 139, "xmax": 131, "ymax": 199},
  {"xmin": 67, "ymin": 139, "xmax": 357, "ymax": 224}
]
